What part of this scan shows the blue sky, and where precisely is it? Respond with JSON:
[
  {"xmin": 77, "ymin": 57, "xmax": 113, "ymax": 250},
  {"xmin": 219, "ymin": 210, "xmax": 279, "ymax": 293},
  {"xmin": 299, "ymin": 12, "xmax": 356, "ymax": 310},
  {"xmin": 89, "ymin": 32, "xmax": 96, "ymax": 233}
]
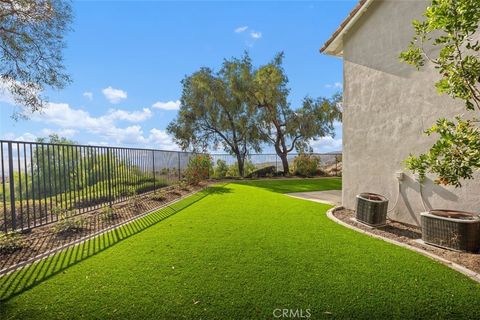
[{"xmin": 0, "ymin": 0, "xmax": 354, "ymax": 152}]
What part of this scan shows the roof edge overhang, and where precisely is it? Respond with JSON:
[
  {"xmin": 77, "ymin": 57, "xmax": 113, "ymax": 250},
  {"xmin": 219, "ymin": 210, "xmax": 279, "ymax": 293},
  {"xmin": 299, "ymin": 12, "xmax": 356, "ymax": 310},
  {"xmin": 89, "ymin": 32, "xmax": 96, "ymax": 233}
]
[{"xmin": 320, "ymin": 0, "xmax": 375, "ymax": 57}]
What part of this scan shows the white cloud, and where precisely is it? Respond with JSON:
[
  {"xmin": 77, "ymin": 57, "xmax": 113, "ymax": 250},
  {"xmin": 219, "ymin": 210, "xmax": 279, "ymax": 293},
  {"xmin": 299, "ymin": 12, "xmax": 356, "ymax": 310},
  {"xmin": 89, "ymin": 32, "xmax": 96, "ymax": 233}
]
[
  {"xmin": 3, "ymin": 129, "xmax": 77, "ymax": 144},
  {"xmin": 86, "ymin": 141, "xmax": 109, "ymax": 146},
  {"xmin": 325, "ymin": 82, "xmax": 343, "ymax": 89},
  {"xmin": 234, "ymin": 26, "xmax": 248, "ymax": 33},
  {"xmin": 102, "ymin": 125, "xmax": 146, "ymax": 145},
  {"xmin": 85, "ymin": 127, "xmax": 178, "ymax": 150},
  {"xmin": 152, "ymin": 100, "xmax": 180, "ymax": 111},
  {"xmin": 0, "ymin": 81, "xmax": 16, "ymax": 105},
  {"xmin": 3, "ymin": 132, "xmax": 37, "ymax": 142},
  {"xmin": 250, "ymin": 31, "xmax": 262, "ymax": 39},
  {"xmin": 29, "ymin": 102, "xmax": 178, "ymax": 148},
  {"xmin": 102, "ymin": 86, "xmax": 127, "ymax": 104},
  {"xmin": 310, "ymin": 136, "xmax": 342, "ymax": 153},
  {"xmin": 3, "ymin": 129, "xmax": 78, "ymax": 144},
  {"xmin": 234, "ymin": 27, "xmax": 261, "ymax": 47},
  {"xmin": 106, "ymin": 108, "xmax": 152, "ymax": 122},
  {"xmin": 83, "ymin": 126, "xmax": 178, "ymax": 148},
  {"xmin": 83, "ymin": 91, "xmax": 93, "ymax": 101},
  {"xmin": 31, "ymin": 102, "xmax": 107, "ymax": 129},
  {"xmin": 31, "ymin": 103, "xmax": 151, "ymax": 129},
  {"xmin": 40, "ymin": 128, "xmax": 77, "ymax": 138},
  {"xmin": 0, "ymin": 79, "xmax": 41, "ymax": 106},
  {"xmin": 147, "ymin": 128, "xmax": 179, "ymax": 150}
]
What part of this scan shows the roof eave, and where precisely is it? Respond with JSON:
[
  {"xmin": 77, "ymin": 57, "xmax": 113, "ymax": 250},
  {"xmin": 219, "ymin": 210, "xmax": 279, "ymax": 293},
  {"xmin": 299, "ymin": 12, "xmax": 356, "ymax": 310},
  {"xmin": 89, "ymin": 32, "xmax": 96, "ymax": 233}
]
[{"xmin": 320, "ymin": 0, "xmax": 375, "ymax": 57}]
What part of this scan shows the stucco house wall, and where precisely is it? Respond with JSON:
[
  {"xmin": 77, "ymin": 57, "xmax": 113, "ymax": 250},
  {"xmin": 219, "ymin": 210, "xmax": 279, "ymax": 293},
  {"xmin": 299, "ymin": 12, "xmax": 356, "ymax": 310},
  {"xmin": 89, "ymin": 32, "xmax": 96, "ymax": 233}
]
[{"xmin": 339, "ymin": 0, "xmax": 479, "ymax": 226}]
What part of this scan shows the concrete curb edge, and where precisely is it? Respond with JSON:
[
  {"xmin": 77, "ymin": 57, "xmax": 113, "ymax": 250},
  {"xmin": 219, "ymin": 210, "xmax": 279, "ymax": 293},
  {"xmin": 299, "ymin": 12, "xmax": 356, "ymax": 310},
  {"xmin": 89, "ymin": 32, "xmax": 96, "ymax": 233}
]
[{"xmin": 326, "ymin": 206, "xmax": 480, "ymax": 284}]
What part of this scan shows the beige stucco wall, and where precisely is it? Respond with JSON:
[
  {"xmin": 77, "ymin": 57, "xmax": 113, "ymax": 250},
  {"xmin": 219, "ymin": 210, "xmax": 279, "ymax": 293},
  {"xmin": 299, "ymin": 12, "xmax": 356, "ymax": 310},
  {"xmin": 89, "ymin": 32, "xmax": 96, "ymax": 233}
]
[{"xmin": 342, "ymin": 0, "xmax": 479, "ymax": 226}]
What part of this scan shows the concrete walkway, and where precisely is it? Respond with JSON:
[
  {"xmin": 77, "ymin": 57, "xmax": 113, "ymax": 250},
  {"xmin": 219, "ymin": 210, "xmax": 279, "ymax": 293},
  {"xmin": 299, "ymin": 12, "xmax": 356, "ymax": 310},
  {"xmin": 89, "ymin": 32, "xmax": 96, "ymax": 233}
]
[{"xmin": 286, "ymin": 190, "xmax": 342, "ymax": 206}]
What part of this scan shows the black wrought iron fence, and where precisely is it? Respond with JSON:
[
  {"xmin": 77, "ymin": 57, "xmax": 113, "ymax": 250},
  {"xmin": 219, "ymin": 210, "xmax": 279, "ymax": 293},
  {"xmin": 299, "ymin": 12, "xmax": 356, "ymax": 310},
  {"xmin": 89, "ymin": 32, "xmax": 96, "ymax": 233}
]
[
  {"xmin": 0, "ymin": 139, "xmax": 342, "ymax": 233},
  {"xmin": 0, "ymin": 140, "xmax": 195, "ymax": 233}
]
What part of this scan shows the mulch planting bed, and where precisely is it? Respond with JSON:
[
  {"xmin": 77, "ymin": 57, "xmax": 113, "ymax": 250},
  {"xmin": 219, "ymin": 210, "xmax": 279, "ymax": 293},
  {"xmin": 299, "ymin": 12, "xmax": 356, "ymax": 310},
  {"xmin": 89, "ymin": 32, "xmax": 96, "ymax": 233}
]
[
  {"xmin": 0, "ymin": 183, "xmax": 208, "ymax": 273},
  {"xmin": 334, "ymin": 208, "xmax": 480, "ymax": 273}
]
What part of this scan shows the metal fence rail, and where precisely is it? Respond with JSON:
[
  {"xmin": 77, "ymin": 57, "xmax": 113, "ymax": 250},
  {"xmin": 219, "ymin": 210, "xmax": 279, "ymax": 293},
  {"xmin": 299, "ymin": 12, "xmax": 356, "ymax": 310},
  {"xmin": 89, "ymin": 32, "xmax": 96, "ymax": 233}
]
[{"xmin": 0, "ymin": 140, "xmax": 195, "ymax": 233}]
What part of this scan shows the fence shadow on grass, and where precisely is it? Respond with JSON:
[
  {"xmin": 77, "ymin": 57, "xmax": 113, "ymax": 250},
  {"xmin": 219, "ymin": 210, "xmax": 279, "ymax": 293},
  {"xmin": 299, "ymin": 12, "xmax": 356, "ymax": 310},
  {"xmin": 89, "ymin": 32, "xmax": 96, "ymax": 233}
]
[{"xmin": 0, "ymin": 185, "xmax": 231, "ymax": 302}]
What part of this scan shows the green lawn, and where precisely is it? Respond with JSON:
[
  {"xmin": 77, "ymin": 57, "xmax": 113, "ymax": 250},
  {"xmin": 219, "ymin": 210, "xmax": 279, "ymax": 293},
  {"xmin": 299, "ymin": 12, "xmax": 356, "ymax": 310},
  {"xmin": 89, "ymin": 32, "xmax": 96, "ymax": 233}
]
[
  {"xmin": 1, "ymin": 179, "xmax": 480, "ymax": 319},
  {"xmin": 237, "ymin": 177, "xmax": 342, "ymax": 193}
]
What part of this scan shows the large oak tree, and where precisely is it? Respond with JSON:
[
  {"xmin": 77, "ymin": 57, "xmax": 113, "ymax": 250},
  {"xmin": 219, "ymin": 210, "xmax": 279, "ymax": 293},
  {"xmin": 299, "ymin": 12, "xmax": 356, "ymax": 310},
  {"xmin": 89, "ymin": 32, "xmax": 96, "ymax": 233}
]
[
  {"xmin": 168, "ymin": 52, "xmax": 341, "ymax": 176},
  {"xmin": 167, "ymin": 54, "xmax": 262, "ymax": 177},
  {"xmin": 250, "ymin": 53, "xmax": 342, "ymax": 174}
]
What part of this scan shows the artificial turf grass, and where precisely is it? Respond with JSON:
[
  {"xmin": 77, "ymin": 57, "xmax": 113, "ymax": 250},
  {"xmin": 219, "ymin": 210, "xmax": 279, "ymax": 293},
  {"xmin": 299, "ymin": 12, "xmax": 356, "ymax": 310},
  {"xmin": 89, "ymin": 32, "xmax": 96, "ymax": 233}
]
[
  {"xmin": 236, "ymin": 177, "xmax": 341, "ymax": 193},
  {"xmin": 0, "ymin": 187, "xmax": 213, "ymax": 300},
  {"xmin": 1, "ymin": 182, "xmax": 480, "ymax": 319}
]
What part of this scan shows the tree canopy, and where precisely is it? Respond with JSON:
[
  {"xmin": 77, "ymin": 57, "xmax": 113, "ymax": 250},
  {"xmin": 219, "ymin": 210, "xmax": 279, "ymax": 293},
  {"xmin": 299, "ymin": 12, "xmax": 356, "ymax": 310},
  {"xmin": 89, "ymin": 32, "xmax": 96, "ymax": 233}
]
[
  {"xmin": 251, "ymin": 53, "xmax": 342, "ymax": 173},
  {"xmin": 0, "ymin": 0, "xmax": 72, "ymax": 119},
  {"xmin": 400, "ymin": 0, "xmax": 480, "ymax": 111},
  {"xmin": 167, "ymin": 54, "xmax": 262, "ymax": 177},
  {"xmin": 400, "ymin": 0, "xmax": 480, "ymax": 187},
  {"xmin": 168, "ymin": 52, "xmax": 342, "ymax": 176}
]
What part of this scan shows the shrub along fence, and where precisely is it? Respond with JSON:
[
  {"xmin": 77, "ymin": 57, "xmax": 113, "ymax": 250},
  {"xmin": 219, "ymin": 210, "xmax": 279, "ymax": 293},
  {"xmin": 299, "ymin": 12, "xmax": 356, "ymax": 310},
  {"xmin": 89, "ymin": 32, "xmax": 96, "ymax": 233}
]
[
  {"xmin": 210, "ymin": 153, "xmax": 342, "ymax": 178},
  {"xmin": 0, "ymin": 139, "xmax": 341, "ymax": 233},
  {"xmin": 0, "ymin": 140, "xmax": 195, "ymax": 233}
]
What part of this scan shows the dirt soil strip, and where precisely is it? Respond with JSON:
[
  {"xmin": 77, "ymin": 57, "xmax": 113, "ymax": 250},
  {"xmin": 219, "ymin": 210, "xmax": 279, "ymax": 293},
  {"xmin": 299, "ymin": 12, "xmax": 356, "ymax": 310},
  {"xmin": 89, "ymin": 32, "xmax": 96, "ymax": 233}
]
[
  {"xmin": 326, "ymin": 206, "xmax": 480, "ymax": 284},
  {"xmin": 0, "ymin": 187, "xmax": 207, "ymax": 277}
]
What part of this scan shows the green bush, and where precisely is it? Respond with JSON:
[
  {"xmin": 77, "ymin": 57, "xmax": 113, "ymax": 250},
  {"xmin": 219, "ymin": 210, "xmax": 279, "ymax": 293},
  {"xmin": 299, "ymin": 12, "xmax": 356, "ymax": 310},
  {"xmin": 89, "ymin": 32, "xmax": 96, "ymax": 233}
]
[
  {"xmin": 151, "ymin": 189, "xmax": 168, "ymax": 201},
  {"xmin": 405, "ymin": 117, "xmax": 480, "ymax": 187},
  {"xmin": 245, "ymin": 166, "xmax": 276, "ymax": 178},
  {"xmin": 214, "ymin": 159, "xmax": 228, "ymax": 179},
  {"xmin": 293, "ymin": 154, "xmax": 320, "ymax": 177},
  {"xmin": 159, "ymin": 168, "xmax": 170, "ymax": 175},
  {"xmin": 0, "ymin": 232, "xmax": 25, "ymax": 254},
  {"xmin": 177, "ymin": 180, "xmax": 190, "ymax": 191},
  {"xmin": 225, "ymin": 160, "xmax": 256, "ymax": 177},
  {"xmin": 100, "ymin": 206, "xmax": 118, "ymax": 221},
  {"xmin": 185, "ymin": 154, "xmax": 212, "ymax": 185},
  {"xmin": 226, "ymin": 163, "xmax": 239, "ymax": 177},
  {"xmin": 245, "ymin": 161, "xmax": 256, "ymax": 176},
  {"xmin": 53, "ymin": 213, "xmax": 86, "ymax": 235},
  {"xmin": 51, "ymin": 206, "xmax": 66, "ymax": 218},
  {"xmin": 128, "ymin": 189, "xmax": 142, "ymax": 209}
]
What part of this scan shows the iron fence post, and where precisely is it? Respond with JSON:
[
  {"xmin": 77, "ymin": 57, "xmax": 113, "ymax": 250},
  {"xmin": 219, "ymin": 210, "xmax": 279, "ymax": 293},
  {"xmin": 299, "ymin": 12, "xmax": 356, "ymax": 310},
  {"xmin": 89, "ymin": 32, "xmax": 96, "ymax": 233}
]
[
  {"xmin": 106, "ymin": 148, "xmax": 113, "ymax": 207},
  {"xmin": 152, "ymin": 150, "xmax": 156, "ymax": 193},
  {"xmin": 207, "ymin": 153, "xmax": 210, "ymax": 179},
  {"xmin": 7, "ymin": 142, "xmax": 16, "ymax": 231},
  {"xmin": 177, "ymin": 152, "xmax": 181, "ymax": 181}
]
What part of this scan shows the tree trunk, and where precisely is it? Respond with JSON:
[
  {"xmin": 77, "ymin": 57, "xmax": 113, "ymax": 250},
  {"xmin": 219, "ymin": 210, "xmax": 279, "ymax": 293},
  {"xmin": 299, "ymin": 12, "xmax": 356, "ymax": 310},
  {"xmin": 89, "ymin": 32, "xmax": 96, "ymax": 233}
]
[
  {"xmin": 236, "ymin": 154, "xmax": 245, "ymax": 177},
  {"xmin": 274, "ymin": 135, "xmax": 290, "ymax": 175},
  {"xmin": 279, "ymin": 153, "xmax": 289, "ymax": 175}
]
